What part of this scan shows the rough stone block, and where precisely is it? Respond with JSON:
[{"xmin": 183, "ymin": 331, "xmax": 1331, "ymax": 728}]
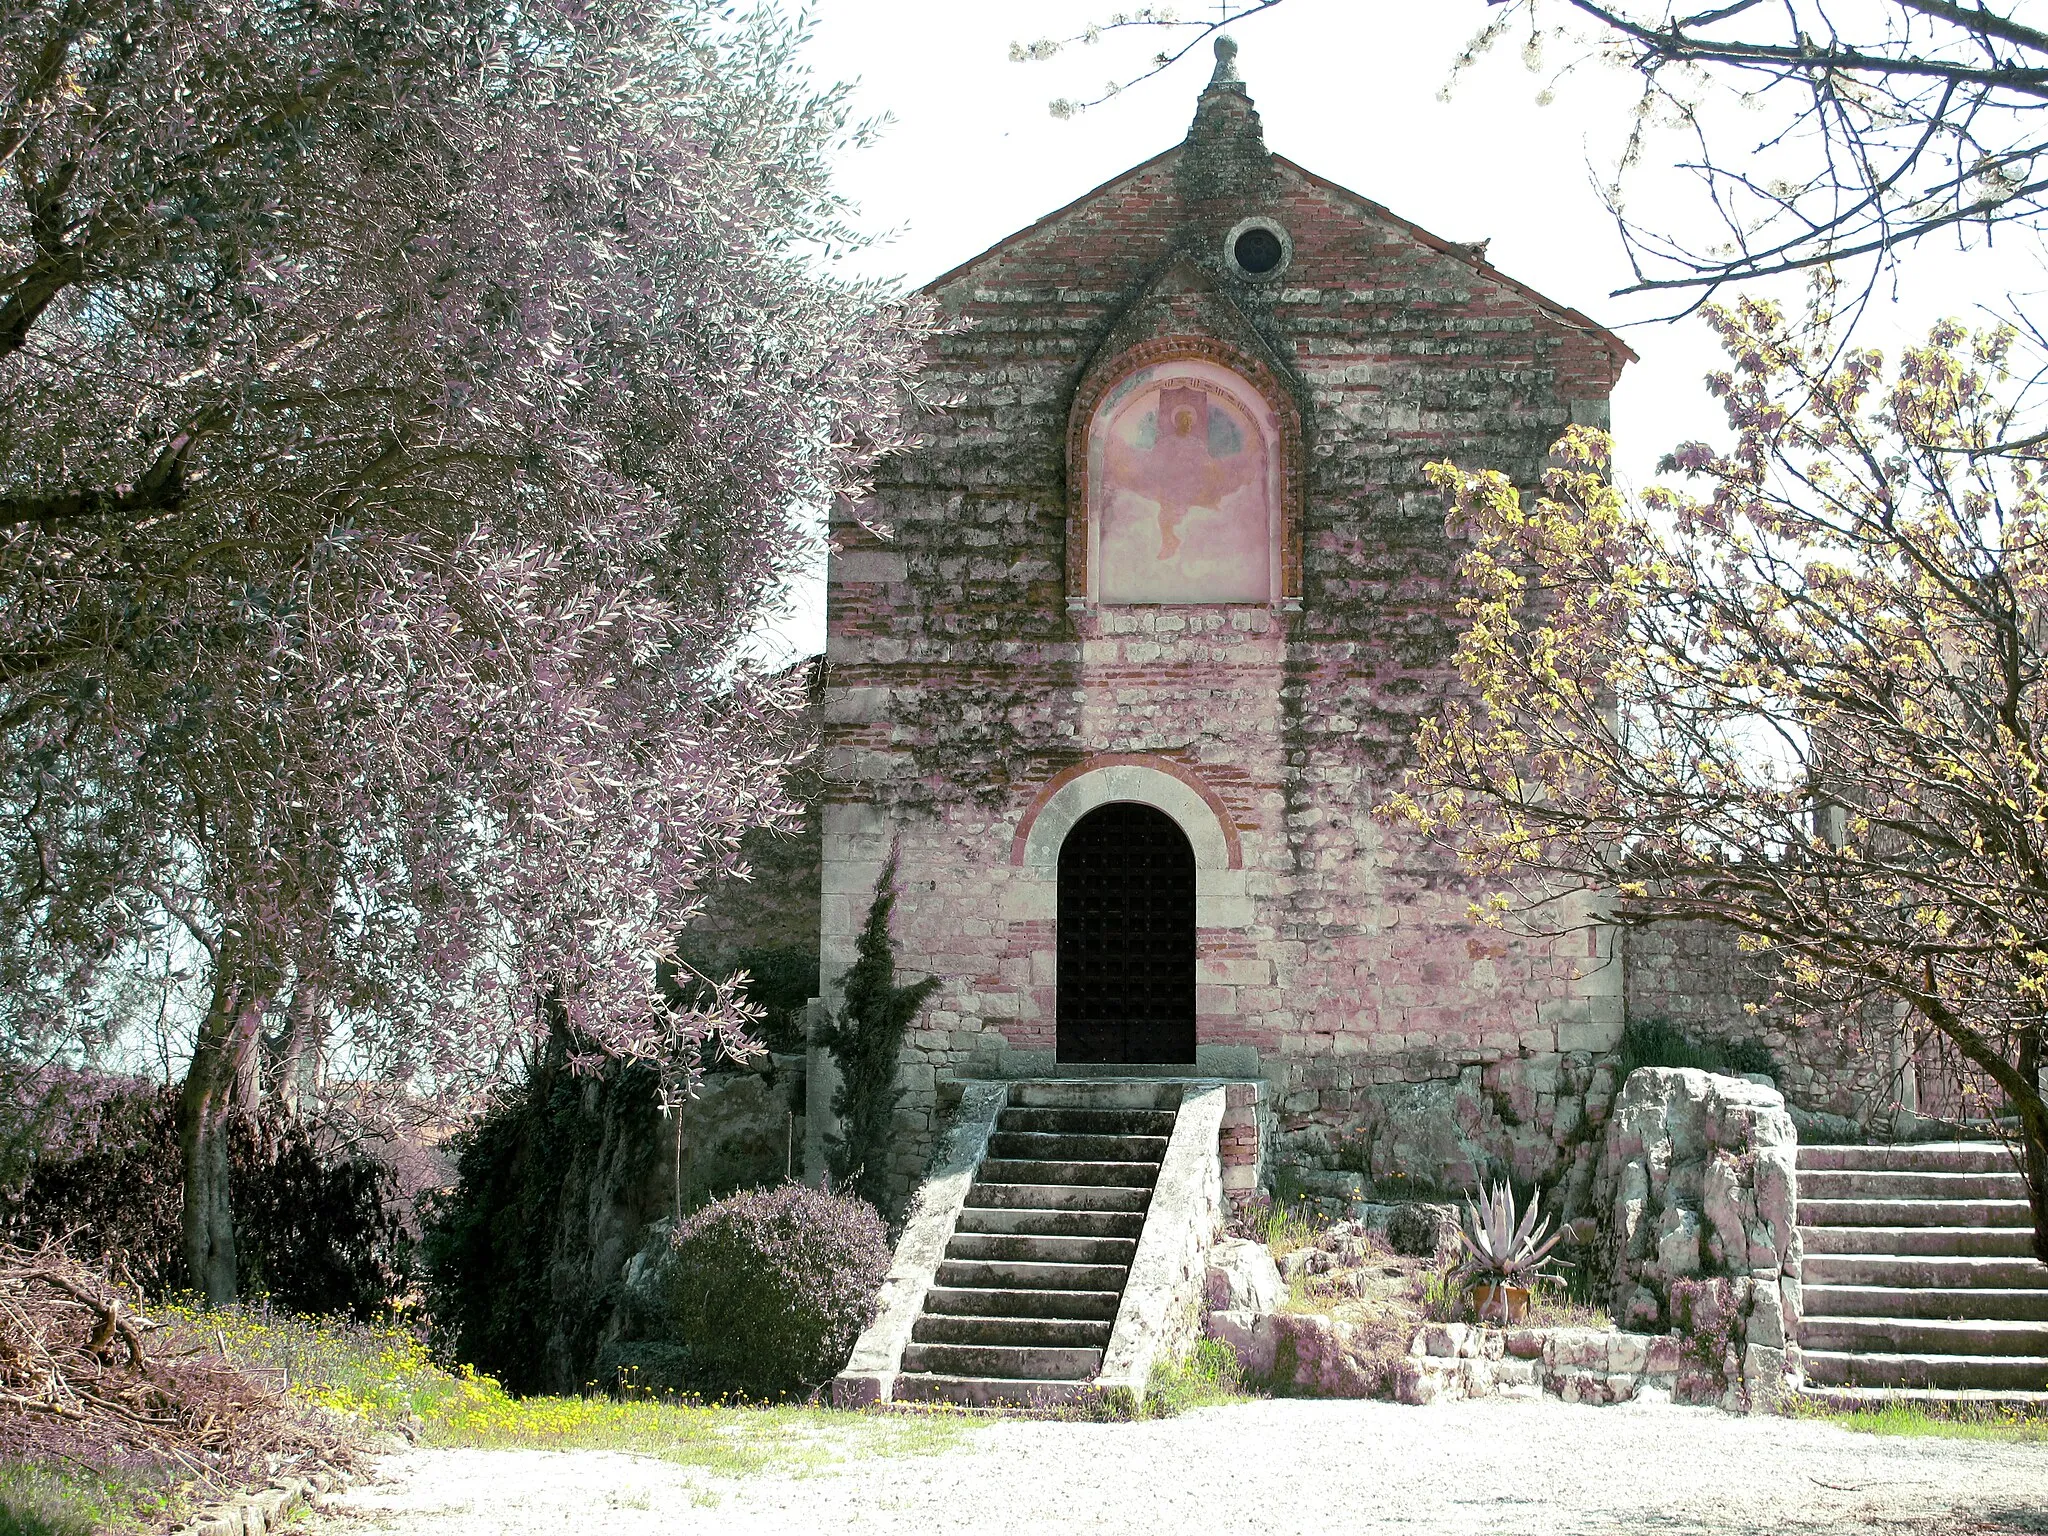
[
  {"xmin": 1205, "ymin": 1238, "xmax": 1284, "ymax": 1315},
  {"xmin": 1603, "ymin": 1332, "xmax": 1648, "ymax": 1375},
  {"xmin": 1494, "ymin": 1357, "xmax": 1537, "ymax": 1387},
  {"xmin": 1392, "ymin": 1358, "xmax": 1440, "ymax": 1406},
  {"xmin": 1743, "ymin": 1343, "xmax": 1791, "ymax": 1412},
  {"xmin": 1250, "ymin": 1312, "xmax": 1395, "ymax": 1398},
  {"xmin": 1645, "ymin": 1334, "xmax": 1684, "ymax": 1374},
  {"xmin": 1421, "ymin": 1322, "xmax": 1470, "ymax": 1359},
  {"xmin": 1505, "ymin": 1328, "xmax": 1546, "ymax": 1360}
]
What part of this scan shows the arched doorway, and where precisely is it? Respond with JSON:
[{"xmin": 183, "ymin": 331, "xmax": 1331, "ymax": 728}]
[{"xmin": 1057, "ymin": 802, "xmax": 1197, "ymax": 1064}]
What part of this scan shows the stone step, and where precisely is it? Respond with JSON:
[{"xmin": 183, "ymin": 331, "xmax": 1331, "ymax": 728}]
[
  {"xmin": 934, "ymin": 1257, "xmax": 1130, "ymax": 1292},
  {"xmin": 985, "ymin": 1130, "xmax": 1171, "ymax": 1164},
  {"xmin": 899, "ymin": 1342, "xmax": 1103, "ymax": 1380},
  {"xmin": 1802, "ymin": 1349, "xmax": 2048, "ymax": 1391},
  {"xmin": 1798, "ymin": 1384, "xmax": 2048, "ymax": 1412},
  {"xmin": 1798, "ymin": 1198, "xmax": 2031, "ymax": 1229},
  {"xmin": 1798, "ymin": 1143, "xmax": 2015, "ymax": 1175},
  {"xmin": 1799, "ymin": 1315, "xmax": 2048, "ymax": 1356},
  {"xmin": 1801, "ymin": 1224, "xmax": 2035, "ymax": 1258},
  {"xmin": 964, "ymin": 1181, "xmax": 1152, "ymax": 1214},
  {"xmin": 977, "ymin": 1158, "xmax": 1159, "ymax": 1189},
  {"xmin": 998, "ymin": 1106, "xmax": 1179, "ymax": 1138},
  {"xmin": 953, "ymin": 1206, "xmax": 1145, "ymax": 1240},
  {"xmin": 1804, "ymin": 1285, "xmax": 2048, "ymax": 1322},
  {"xmin": 1006, "ymin": 1080, "xmax": 1184, "ymax": 1112},
  {"xmin": 890, "ymin": 1373, "xmax": 1088, "ymax": 1408},
  {"xmin": 1800, "ymin": 1169, "xmax": 2027, "ymax": 1201},
  {"xmin": 910, "ymin": 1314, "xmax": 1113, "ymax": 1349},
  {"xmin": 945, "ymin": 1231, "xmax": 1138, "ymax": 1267},
  {"xmin": 1801, "ymin": 1253, "xmax": 2048, "ymax": 1289},
  {"xmin": 920, "ymin": 1285, "xmax": 1123, "ymax": 1321}
]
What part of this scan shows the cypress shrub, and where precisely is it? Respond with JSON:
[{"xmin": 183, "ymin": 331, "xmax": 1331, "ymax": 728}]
[{"xmin": 816, "ymin": 858, "xmax": 938, "ymax": 1207}]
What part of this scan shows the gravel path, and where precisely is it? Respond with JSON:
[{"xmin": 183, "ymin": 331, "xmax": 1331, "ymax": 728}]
[{"xmin": 322, "ymin": 1398, "xmax": 2048, "ymax": 1536}]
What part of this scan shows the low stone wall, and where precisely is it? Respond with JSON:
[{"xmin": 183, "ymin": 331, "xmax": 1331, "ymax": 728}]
[
  {"xmin": 1622, "ymin": 919, "xmax": 1893, "ymax": 1122},
  {"xmin": 1398, "ymin": 1322, "xmax": 1685, "ymax": 1406},
  {"xmin": 1214, "ymin": 1308, "xmax": 1698, "ymax": 1409},
  {"xmin": 1271, "ymin": 1052, "xmax": 1621, "ymax": 1225}
]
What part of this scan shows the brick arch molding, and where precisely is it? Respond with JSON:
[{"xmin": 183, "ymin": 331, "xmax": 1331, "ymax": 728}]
[{"xmin": 1010, "ymin": 753, "xmax": 1243, "ymax": 871}]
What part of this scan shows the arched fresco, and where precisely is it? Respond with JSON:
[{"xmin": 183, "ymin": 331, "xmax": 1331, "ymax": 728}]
[{"xmin": 1085, "ymin": 358, "xmax": 1282, "ymax": 604}]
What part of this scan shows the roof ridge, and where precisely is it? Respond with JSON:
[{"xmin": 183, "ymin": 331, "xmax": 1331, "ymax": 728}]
[
  {"xmin": 1269, "ymin": 153, "xmax": 1637, "ymax": 367},
  {"xmin": 915, "ymin": 146, "xmax": 1635, "ymax": 372}
]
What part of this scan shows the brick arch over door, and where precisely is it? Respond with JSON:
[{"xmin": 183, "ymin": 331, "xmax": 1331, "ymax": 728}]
[{"xmin": 1007, "ymin": 754, "xmax": 1251, "ymax": 932}]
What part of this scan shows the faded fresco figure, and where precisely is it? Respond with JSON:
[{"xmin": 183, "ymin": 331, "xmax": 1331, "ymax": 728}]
[{"xmin": 1089, "ymin": 360, "xmax": 1279, "ymax": 603}]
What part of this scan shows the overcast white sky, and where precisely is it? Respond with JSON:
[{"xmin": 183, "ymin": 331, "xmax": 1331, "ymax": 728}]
[{"xmin": 752, "ymin": 0, "xmax": 2045, "ymax": 662}]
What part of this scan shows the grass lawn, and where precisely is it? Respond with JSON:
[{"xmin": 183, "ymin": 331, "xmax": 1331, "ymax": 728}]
[
  {"xmin": 212, "ymin": 1309, "xmax": 967, "ymax": 1475},
  {"xmin": 0, "ymin": 1462, "xmax": 193, "ymax": 1536},
  {"xmin": 1800, "ymin": 1399, "xmax": 2048, "ymax": 1444}
]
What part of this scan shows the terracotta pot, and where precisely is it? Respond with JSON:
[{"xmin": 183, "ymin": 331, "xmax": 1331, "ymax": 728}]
[{"xmin": 1470, "ymin": 1281, "xmax": 1531, "ymax": 1323}]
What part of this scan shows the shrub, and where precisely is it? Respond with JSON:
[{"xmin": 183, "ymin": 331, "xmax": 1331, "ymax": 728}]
[
  {"xmin": 655, "ymin": 1183, "xmax": 888, "ymax": 1400},
  {"xmin": 1262, "ymin": 1197, "xmax": 1328, "ymax": 1259},
  {"xmin": 1616, "ymin": 1017, "xmax": 1776, "ymax": 1083},
  {"xmin": 816, "ymin": 859, "xmax": 938, "ymax": 1208},
  {"xmin": 416, "ymin": 1036, "xmax": 665, "ymax": 1395},
  {"xmin": 0, "ymin": 1069, "xmax": 407, "ymax": 1314},
  {"xmin": 1420, "ymin": 1265, "xmax": 1468, "ymax": 1322}
]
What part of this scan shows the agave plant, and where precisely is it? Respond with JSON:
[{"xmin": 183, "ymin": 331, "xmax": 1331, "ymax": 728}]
[{"xmin": 1454, "ymin": 1181, "xmax": 1563, "ymax": 1319}]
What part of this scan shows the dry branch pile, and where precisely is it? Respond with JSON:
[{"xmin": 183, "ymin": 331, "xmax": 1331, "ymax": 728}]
[{"xmin": 0, "ymin": 1241, "xmax": 348, "ymax": 1491}]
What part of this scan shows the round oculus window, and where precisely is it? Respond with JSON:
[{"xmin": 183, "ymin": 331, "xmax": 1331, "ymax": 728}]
[
  {"xmin": 1224, "ymin": 218, "xmax": 1290, "ymax": 279},
  {"xmin": 1234, "ymin": 227, "xmax": 1284, "ymax": 273}
]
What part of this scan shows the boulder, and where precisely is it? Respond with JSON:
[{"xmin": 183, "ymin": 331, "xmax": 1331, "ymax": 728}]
[
  {"xmin": 1317, "ymin": 1220, "xmax": 1380, "ymax": 1266},
  {"xmin": 1276, "ymin": 1246, "xmax": 1336, "ymax": 1283},
  {"xmin": 1591, "ymin": 1068, "xmax": 1801, "ymax": 1411},
  {"xmin": 1205, "ymin": 1237, "xmax": 1284, "ymax": 1316},
  {"xmin": 1205, "ymin": 1307, "xmax": 1258, "ymax": 1358},
  {"xmin": 1385, "ymin": 1202, "xmax": 1461, "ymax": 1259},
  {"xmin": 1247, "ymin": 1312, "xmax": 1397, "ymax": 1398}
]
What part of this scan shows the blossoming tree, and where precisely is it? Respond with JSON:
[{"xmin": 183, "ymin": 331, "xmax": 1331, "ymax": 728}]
[{"xmin": 1389, "ymin": 296, "xmax": 2048, "ymax": 1259}]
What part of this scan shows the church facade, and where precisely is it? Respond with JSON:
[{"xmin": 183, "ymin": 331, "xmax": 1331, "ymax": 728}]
[{"xmin": 818, "ymin": 45, "xmax": 1641, "ymax": 1208}]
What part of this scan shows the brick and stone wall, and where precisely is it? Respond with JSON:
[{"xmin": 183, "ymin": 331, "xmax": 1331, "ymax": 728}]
[
  {"xmin": 1621, "ymin": 920, "xmax": 1898, "ymax": 1123},
  {"xmin": 818, "ymin": 52, "xmax": 1634, "ymax": 1210}
]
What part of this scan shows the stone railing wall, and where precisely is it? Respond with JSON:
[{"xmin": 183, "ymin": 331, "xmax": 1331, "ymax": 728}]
[
  {"xmin": 1097, "ymin": 1085, "xmax": 1230, "ymax": 1407},
  {"xmin": 832, "ymin": 1082, "xmax": 1007, "ymax": 1407}
]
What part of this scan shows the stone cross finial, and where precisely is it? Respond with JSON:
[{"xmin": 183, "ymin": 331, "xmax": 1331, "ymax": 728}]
[{"xmin": 1210, "ymin": 34, "xmax": 1241, "ymax": 84}]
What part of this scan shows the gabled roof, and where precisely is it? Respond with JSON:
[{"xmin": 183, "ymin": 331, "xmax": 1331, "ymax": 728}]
[
  {"xmin": 919, "ymin": 145, "xmax": 1636, "ymax": 371},
  {"xmin": 1273, "ymin": 154, "xmax": 1637, "ymax": 368},
  {"xmin": 920, "ymin": 147, "xmax": 1178, "ymax": 296}
]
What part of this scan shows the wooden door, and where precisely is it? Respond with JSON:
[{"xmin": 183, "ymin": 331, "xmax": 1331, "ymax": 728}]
[{"xmin": 1056, "ymin": 802, "xmax": 1197, "ymax": 1064}]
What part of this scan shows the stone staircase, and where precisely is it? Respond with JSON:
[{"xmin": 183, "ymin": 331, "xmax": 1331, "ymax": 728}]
[
  {"xmin": 1797, "ymin": 1141, "xmax": 2048, "ymax": 1404},
  {"xmin": 890, "ymin": 1081, "xmax": 1180, "ymax": 1406}
]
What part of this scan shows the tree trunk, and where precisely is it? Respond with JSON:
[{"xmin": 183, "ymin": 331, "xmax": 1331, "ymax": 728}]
[
  {"xmin": 2020, "ymin": 1025, "xmax": 2048, "ymax": 1265},
  {"xmin": 179, "ymin": 949, "xmax": 269, "ymax": 1305},
  {"xmin": 275, "ymin": 979, "xmax": 326, "ymax": 1117}
]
